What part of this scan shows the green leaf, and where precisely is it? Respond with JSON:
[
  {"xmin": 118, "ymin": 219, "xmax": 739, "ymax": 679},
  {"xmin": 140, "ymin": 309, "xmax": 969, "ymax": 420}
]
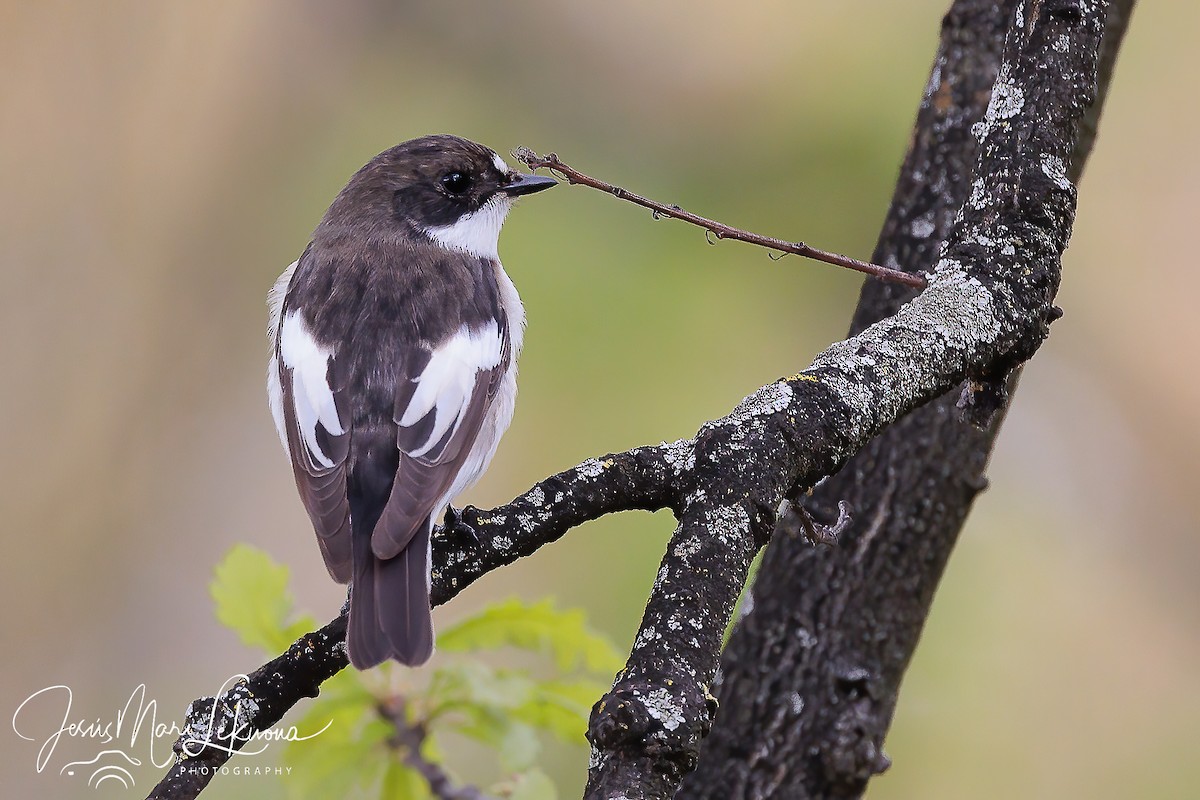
[
  {"xmin": 283, "ymin": 683, "xmax": 390, "ymax": 798},
  {"xmin": 437, "ymin": 598, "xmax": 623, "ymax": 673},
  {"xmin": 509, "ymin": 768, "xmax": 558, "ymax": 800},
  {"xmin": 425, "ymin": 661, "xmax": 535, "ymax": 718},
  {"xmin": 210, "ymin": 544, "xmax": 316, "ymax": 653},
  {"xmin": 455, "ymin": 707, "xmax": 540, "ymax": 772},
  {"xmin": 510, "ymin": 678, "xmax": 606, "ymax": 743},
  {"xmin": 284, "ymin": 731, "xmax": 386, "ymax": 800}
]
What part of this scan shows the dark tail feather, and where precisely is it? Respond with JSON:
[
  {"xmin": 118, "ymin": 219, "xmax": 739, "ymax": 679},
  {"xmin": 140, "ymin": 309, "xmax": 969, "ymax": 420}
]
[
  {"xmin": 375, "ymin": 523, "xmax": 434, "ymax": 665},
  {"xmin": 346, "ymin": 499, "xmax": 434, "ymax": 669},
  {"xmin": 347, "ymin": 528, "xmax": 389, "ymax": 669}
]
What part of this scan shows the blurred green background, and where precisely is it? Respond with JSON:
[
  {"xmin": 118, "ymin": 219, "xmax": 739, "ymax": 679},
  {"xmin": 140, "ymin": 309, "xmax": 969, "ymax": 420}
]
[{"xmin": 3, "ymin": 1, "xmax": 1197, "ymax": 798}]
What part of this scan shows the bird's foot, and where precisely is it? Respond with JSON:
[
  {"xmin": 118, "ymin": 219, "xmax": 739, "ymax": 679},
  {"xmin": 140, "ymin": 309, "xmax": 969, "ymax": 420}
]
[{"xmin": 443, "ymin": 504, "xmax": 482, "ymax": 546}]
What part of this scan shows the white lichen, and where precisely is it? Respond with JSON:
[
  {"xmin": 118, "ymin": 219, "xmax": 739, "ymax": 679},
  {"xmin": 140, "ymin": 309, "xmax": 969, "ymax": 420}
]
[
  {"xmin": 1040, "ymin": 153, "xmax": 1074, "ymax": 192},
  {"xmin": 910, "ymin": 212, "xmax": 937, "ymax": 239},
  {"xmin": 577, "ymin": 458, "xmax": 608, "ymax": 478},
  {"xmin": 971, "ymin": 68, "xmax": 1025, "ymax": 142},
  {"xmin": 673, "ymin": 536, "xmax": 702, "ymax": 560},
  {"xmin": 724, "ymin": 382, "xmax": 793, "ymax": 428},
  {"xmin": 738, "ymin": 590, "xmax": 755, "ymax": 619},
  {"xmin": 969, "ymin": 178, "xmax": 987, "ymax": 209},
  {"xmin": 634, "ymin": 626, "xmax": 661, "ymax": 649},
  {"xmin": 808, "ymin": 258, "xmax": 1004, "ymax": 442},
  {"xmin": 642, "ymin": 687, "xmax": 686, "ymax": 731},
  {"xmin": 660, "ymin": 438, "xmax": 696, "ymax": 474},
  {"xmin": 702, "ymin": 505, "xmax": 751, "ymax": 546}
]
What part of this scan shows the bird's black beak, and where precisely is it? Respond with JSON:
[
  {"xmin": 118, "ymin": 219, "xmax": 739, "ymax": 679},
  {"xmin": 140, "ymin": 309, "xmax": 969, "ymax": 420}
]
[{"xmin": 502, "ymin": 172, "xmax": 557, "ymax": 196}]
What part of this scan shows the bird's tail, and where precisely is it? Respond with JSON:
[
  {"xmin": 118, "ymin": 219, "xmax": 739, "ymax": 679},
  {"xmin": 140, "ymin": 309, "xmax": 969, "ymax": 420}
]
[{"xmin": 346, "ymin": 493, "xmax": 434, "ymax": 669}]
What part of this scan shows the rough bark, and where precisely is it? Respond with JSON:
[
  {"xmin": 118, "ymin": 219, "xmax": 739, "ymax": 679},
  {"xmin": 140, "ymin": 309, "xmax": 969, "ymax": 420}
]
[{"xmin": 681, "ymin": 1, "xmax": 1134, "ymax": 798}]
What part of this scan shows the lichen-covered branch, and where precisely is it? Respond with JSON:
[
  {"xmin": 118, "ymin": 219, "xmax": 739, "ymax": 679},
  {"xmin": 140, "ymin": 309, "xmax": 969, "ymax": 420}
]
[
  {"xmin": 431, "ymin": 440, "xmax": 690, "ymax": 605},
  {"xmin": 146, "ymin": 615, "xmax": 349, "ymax": 800},
  {"xmin": 146, "ymin": 448, "xmax": 679, "ymax": 800},
  {"xmin": 585, "ymin": 2, "xmax": 1111, "ymax": 798}
]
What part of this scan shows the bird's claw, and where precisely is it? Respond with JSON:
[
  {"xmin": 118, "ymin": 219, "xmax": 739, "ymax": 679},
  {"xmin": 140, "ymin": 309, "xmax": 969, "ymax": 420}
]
[{"xmin": 443, "ymin": 504, "xmax": 482, "ymax": 546}]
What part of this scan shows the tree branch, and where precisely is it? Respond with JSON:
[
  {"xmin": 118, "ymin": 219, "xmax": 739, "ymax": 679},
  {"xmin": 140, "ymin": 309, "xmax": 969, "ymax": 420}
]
[
  {"xmin": 147, "ymin": 444, "xmax": 680, "ymax": 799},
  {"xmin": 682, "ymin": 1, "xmax": 1134, "ymax": 798},
  {"xmin": 378, "ymin": 696, "xmax": 495, "ymax": 800},
  {"xmin": 587, "ymin": 0, "xmax": 1111, "ymax": 797}
]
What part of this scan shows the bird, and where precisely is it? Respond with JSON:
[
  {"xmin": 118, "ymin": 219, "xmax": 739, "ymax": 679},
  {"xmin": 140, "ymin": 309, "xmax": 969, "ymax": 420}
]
[{"xmin": 266, "ymin": 135, "xmax": 555, "ymax": 668}]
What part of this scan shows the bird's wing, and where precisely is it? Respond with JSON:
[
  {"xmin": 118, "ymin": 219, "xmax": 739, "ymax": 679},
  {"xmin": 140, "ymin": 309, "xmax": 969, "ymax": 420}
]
[
  {"xmin": 370, "ymin": 318, "xmax": 510, "ymax": 561},
  {"xmin": 275, "ymin": 307, "xmax": 353, "ymax": 582}
]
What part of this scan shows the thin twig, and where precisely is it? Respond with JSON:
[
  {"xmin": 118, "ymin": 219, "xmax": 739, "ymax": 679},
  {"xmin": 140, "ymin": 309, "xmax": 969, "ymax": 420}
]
[
  {"xmin": 378, "ymin": 697, "xmax": 495, "ymax": 800},
  {"xmin": 513, "ymin": 147, "xmax": 928, "ymax": 290}
]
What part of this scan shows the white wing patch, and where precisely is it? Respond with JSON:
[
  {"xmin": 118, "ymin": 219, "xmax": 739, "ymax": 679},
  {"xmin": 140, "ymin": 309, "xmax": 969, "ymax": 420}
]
[
  {"xmin": 423, "ymin": 194, "xmax": 513, "ymax": 261},
  {"xmin": 279, "ymin": 310, "xmax": 344, "ymax": 468},
  {"xmin": 267, "ymin": 260, "xmax": 298, "ymax": 452},
  {"xmin": 399, "ymin": 321, "xmax": 504, "ymax": 459}
]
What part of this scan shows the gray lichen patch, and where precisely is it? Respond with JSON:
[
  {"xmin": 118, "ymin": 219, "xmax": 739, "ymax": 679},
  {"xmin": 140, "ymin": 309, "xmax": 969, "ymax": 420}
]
[
  {"xmin": 701, "ymin": 505, "xmax": 751, "ymax": 546},
  {"xmin": 577, "ymin": 458, "xmax": 610, "ymax": 479},
  {"xmin": 641, "ymin": 686, "xmax": 686, "ymax": 732},
  {"xmin": 723, "ymin": 382, "xmax": 793, "ymax": 428},
  {"xmin": 660, "ymin": 437, "xmax": 697, "ymax": 475},
  {"xmin": 634, "ymin": 626, "xmax": 662, "ymax": 649},
  {"xmin": 1040, "ymin": 153, "xmax": 1074, "ymax": 192},
  {"xmin": 673, "ymin": 536, "xmax": 703, "ymax": 561},
  {"xmin": 808, "ymin": 259, "xmax": 1004, "ymax": 441},
  {"xmin": 971, "ymin": 65, "xmax": 1025, "ymax": 142},
  {"xmin": 969, "ymin": 177, "xmax": 987, "ymax": 209}
]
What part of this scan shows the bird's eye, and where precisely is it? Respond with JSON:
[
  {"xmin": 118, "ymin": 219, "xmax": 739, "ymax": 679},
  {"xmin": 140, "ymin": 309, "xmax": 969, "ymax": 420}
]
[{"xmin": 440, "ymin": 172, "xmax": 472, "ymax": 195}]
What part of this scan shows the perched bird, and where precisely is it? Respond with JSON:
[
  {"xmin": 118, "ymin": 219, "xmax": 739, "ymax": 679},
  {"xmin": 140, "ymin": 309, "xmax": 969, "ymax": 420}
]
[{"xmin": 267, "ymin": 135, "xmax": 555, "ymax": 668}]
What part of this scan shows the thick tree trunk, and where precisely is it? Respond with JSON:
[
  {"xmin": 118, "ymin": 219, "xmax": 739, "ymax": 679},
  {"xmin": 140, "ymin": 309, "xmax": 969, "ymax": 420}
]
[{"xmin": 680, "ymin": 1, "xmax": 1135, "ymax": 798}]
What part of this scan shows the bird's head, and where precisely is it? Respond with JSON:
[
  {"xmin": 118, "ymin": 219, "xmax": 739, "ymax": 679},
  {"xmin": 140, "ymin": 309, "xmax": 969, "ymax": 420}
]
[{"xmin": 323, "ymin": 134, "xmax": 556, "ymax": 260}]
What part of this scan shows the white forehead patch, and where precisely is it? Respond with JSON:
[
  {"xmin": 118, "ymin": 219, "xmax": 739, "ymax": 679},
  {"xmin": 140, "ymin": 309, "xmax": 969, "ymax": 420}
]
[{"xmin": 492, "ymin": 152, "xmax": 511, "ymax": 175}]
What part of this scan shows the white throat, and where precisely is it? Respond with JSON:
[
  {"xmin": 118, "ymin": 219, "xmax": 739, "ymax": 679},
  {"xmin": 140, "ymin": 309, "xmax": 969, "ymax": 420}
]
[{"xmin": 423, "ymin": 194, "xmax": 514, "ymax": 261}]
